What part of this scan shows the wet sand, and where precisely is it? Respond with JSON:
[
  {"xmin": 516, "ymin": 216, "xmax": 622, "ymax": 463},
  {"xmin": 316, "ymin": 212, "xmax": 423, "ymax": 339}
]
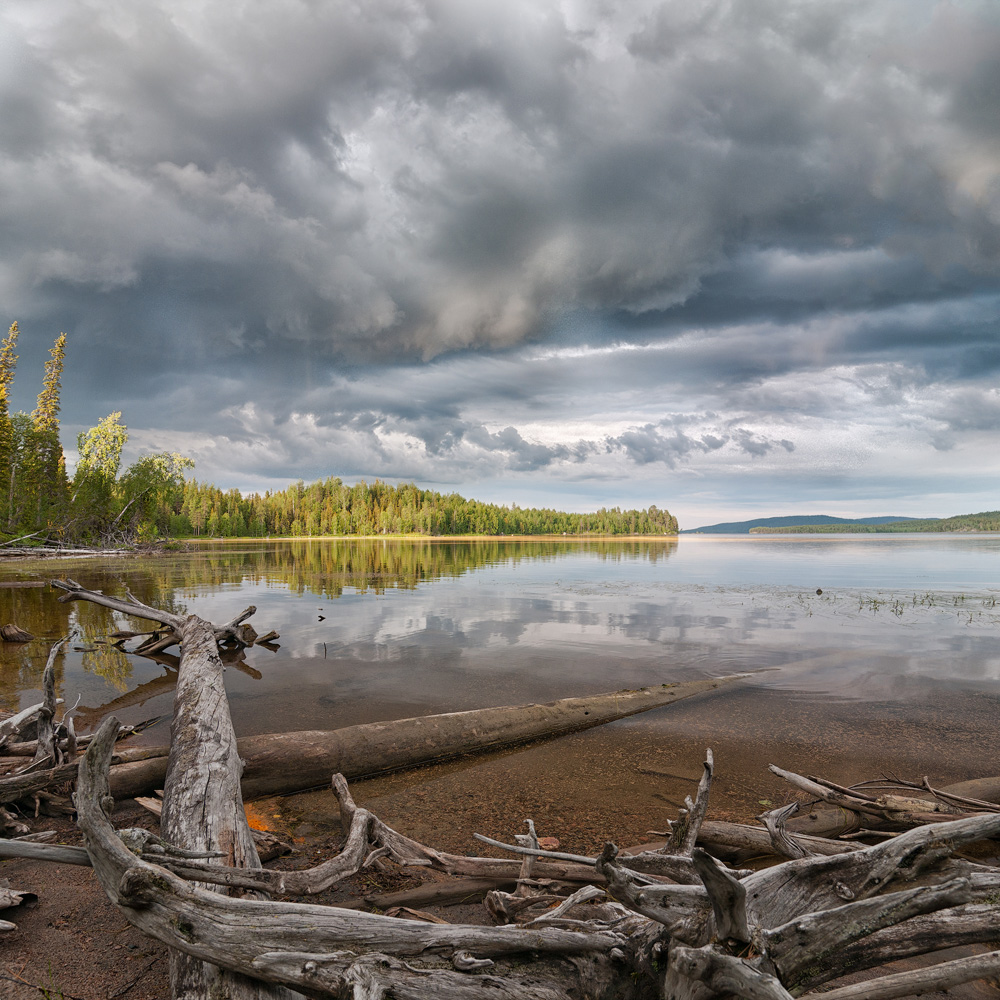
[{"xmin": 266, "ymin": 674, "xmax": 1000, "ymax": 855}]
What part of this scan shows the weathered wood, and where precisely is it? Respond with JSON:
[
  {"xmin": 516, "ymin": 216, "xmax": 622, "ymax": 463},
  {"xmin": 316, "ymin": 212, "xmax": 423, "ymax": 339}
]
[
  {"xmin": 742, "ymin": 810, "xmax": 1000, "ymax": 931},
  {"xmin": 50, "ymin": 578, "xmax": 257, "ymax": 648},
  {"xmin": 818, "ymin": 948, "xmax": 1000, "ymax": 1000},
  {"xmin": 697, "ymin": 819, "xmax": 859, "ymax": 856},
  {"xmin": 77, "ymin": 719, "xmax": 631, "ymax": 998},
  {"xmin": 65, "ymin": 721, "xmax": 1000, "ymax": 999},
  {"xmin": 107, "ymin": 675, "xmax": 744, "ymax": 800},
  {"xmin": 763, "ymin": 877, "xmax": 974, "ymax": 990},
  {"xmin": 1, "ymin": 677, "xmax": 742, "ymax": 805},
  {"xmin": 0, "ymin": 702, "xmax": 45, "ymax": 749},
  {"xmin": 0, "ymin": 886, "xmax": 36, "ymax": 911},
  {"xmin": 32, "ymin": 638, "xmax": 67, "ymax": 767},
  {"xmin": 55, "ymin": 585, "xmax": 1000, "ymax": 999},
  {"xmin": 667, "ymin": 748, "xmax": 713, "ymax": 853},
  {"xmin": 693, "ymin": 846, "xmax": 749, "ymax": 942},
  {"xmin": 0, "ymin": 623, "xmax": 33, "ymax": 641},
  {"xmin": 770, "ymin": 763, "xmax": 979, "ymax": 826},
  {"xmin": 157, "ymin": 614, "xmax": 294, "ymax": 1000},
  {"xmin": 0, "ymin": 757, "xmax": 82, "ymax": 803},
  {"xmin": 134, "ymin": 795, "xmax": 292, "ymax": 862},
  {"xmin": 757, "ymin": 801, "xmax": 810, "ymax": 859},
  {"xmin": 370, "ymin": 877, "xmax": 519, "ymax": 909},
  {"xmin": 0, "ymin": 838, "xmax": 91, "ymax": 865}
]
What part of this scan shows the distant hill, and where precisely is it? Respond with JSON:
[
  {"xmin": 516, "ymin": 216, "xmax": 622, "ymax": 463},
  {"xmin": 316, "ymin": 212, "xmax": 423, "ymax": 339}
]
[
  {"xmin": 681, "ymin": 515, "xmax": 922, "ymax": 534},
  {"xmin": 759, "ymin": 511, "xmax": 1000, "ymax": 534}
]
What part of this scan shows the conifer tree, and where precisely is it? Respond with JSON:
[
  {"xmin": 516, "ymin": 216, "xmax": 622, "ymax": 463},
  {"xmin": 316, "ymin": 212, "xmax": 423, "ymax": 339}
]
[
  {"xmin": 0, "ymin": 322, "xmax": 17, "ymax": 528},
  {"xmin": 27, "ymin": 333, "xmax": 69, "ymax": 530}
]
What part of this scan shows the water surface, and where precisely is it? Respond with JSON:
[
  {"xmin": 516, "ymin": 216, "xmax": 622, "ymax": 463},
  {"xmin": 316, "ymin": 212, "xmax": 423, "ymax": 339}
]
[{"xmin": 2, "ymin": 534, "xmax": 998, "ymax": 851}]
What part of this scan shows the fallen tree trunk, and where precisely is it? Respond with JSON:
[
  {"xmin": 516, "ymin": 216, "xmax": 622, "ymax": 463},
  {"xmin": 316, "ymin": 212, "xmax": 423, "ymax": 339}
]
[
  {"xmin": 231, "ymin": 676, "xmax": 740, "ymax": 798},
  {"xmin": 91, "ymin": 677, "xmax": 740, "ymax": 799},
  {"xmin": 0, "ymin": 676, "xmax": 744, "ymax": 803}
]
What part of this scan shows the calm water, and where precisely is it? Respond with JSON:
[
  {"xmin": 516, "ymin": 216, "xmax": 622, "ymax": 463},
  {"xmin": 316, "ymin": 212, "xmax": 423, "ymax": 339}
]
[{"xmin": 2, "ymin": 534, "xmax": 998, "ymax": 850}]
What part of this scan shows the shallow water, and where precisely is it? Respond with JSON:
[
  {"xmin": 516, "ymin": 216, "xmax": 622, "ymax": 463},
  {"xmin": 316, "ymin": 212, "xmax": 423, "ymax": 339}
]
[{"xmin": 2, "ymin": 534, "xmax": 998, "ymax": 851}]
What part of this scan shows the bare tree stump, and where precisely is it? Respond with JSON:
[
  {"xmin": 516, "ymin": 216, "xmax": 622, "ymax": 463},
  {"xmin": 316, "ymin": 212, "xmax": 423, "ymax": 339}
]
[{"xmin": 0, "ymin": 623, "xmax": 33, "ymax": 642}]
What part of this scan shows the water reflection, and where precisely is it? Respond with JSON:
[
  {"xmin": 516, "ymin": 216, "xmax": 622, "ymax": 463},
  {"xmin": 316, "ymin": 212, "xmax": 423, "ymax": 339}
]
[
  {"xmin": 0, "ymin": 538, "xmax": 677, "ymax": 717},
  {"xmin": 1, "ymin": 534, "xmax": 998, "ymax": 737}
]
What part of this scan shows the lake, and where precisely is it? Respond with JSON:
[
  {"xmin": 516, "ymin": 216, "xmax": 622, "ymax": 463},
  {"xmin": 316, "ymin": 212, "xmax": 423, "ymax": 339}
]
[{"xmin": 2, "ymin": 534, "xmax": 998, "ymax": 852}]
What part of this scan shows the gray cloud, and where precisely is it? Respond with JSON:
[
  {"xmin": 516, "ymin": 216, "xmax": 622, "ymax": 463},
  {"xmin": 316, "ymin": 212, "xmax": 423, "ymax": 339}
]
[{"xmin": 3, "ymin": 0, "xmax": 1000, "ymax": 523}]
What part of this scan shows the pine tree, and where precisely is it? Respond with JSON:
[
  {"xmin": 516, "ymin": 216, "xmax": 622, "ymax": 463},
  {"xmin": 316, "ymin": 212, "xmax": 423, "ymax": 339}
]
[
  {"xmin": 32, "ymin": 332, "xmax": 66, "ymax": 435},
  {"xmin": 0, "ymin": 323, "xmax": 17, "ymax": 530},
  {"xmin": 28, "ymin": 333, "xmax": 69, "ymax": 530}
]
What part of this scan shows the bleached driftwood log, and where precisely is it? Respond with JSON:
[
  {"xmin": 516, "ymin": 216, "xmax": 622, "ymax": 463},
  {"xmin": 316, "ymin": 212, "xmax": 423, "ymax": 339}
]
[
  {"xmin": 155, "ymin": 605, "xmax": 298, "ymax": 1000},
  {"xmin": 0, "ymin": 677, "xmax": 743, "ymax": 806},
  {"xmin": 101, "ymin": 673, "xmax": 738, "ymax": 799}
]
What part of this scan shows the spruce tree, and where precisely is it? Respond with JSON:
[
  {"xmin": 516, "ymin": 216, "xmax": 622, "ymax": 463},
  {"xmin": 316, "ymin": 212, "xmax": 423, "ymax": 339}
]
[
  {"xmin": 0, "ymin": 323, "xmax": 17, "ymax": 531},
  {"xmin": 28, "ymin": 333, "xmax": 69, "ymax": 531}
]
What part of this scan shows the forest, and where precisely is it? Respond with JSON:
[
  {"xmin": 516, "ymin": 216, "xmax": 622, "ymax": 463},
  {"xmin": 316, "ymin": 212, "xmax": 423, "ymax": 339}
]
[
  {"xmin": 0, "ymin": 323, "xmax": 677, "ymax": 547},
  {"xmin": 754, "ymin": 512, "xmax": 1000, "ymax": 534}
]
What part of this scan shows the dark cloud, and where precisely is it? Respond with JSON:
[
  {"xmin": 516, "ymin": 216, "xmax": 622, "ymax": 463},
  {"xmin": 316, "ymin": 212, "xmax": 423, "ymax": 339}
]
[
  {"xmin": 606, "ymin": 418, "xmax": 797, "ymax": 467},
  {"xmin": 2, "ymin": 0, "xmax": 999, "ymax": 521}
]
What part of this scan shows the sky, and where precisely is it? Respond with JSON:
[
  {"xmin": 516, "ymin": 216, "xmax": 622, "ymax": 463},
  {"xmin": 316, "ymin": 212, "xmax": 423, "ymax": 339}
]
[{"xmin": 2, "ymin": 0, "xmax": 999, "ymax": 529}]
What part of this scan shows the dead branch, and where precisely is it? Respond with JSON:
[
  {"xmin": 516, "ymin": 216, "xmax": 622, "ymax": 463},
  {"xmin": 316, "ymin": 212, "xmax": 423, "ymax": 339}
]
[{"xmin": 769, "ymin": 763, "xmax": 978, "ymax": 827}]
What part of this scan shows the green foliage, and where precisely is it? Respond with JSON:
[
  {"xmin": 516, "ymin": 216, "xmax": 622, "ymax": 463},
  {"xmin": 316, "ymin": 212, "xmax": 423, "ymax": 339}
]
[
  {"xmin": 3, "ymin": 412, "xmax": 32, "ymax": 533},
  {"xmin": 76, "ymin": 411, "xmax": 128, "ymax": 480},
  {"xmin": 24, "ymin": 334, "xmax": 70, "ymax": 532},
  {"xmin": 170, "ymin": 476, "xmax": 678, "ymax": 539},
  {"xmin": 71, "ymin": 412, "xmax": 194, "ymax": 545},
  {"xmin": 1, "ymin": 319, "xmax": 677, "ymax": 547},
  {"xmin": 754, "ymin": 512, "xmax": 1000, "ymax": 534},
  {"xmin": 32, "ymin": 333, "xmax": 66, "ymax": 434},
  {"xmin": 115, "ymin": 452, "xmax": 194, "ymax": 541},
  {"xmin": 71, "ymin": 412, "xmax": 129, "ymax": 542},
  {"xmin": 0, "ymin": 322, "xmax": 18, "ymax": 523}
]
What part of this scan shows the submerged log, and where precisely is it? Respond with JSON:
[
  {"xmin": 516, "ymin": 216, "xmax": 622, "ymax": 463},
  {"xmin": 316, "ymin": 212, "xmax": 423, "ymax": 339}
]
[
  {"xmin": 0, "ymin": 623, "xmax": 33, "ymax": 642},
  {"xmin": 1, "ymin": 679, "xmax": 743, "ymax": 804},
  {"xmin": 101, "ymin": 676, "xmax": 743, "ymax": 800}
]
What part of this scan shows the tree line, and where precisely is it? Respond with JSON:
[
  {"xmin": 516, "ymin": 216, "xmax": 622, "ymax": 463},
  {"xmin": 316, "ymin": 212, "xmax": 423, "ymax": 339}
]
[
  {"xmin": 173, "ymin": 478, "xmax": 677, "ymax": 539},
  {"xmin": 753, "ymin": 511, "xmax": 1000, "ymax": 534},
  {"xmin": 0, "ymin": 323, "xmax": 678, "ymax": 547}
]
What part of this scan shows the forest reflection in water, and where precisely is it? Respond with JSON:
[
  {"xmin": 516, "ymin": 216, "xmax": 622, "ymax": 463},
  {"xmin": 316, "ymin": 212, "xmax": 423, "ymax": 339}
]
[{"xmin": 1, "ymin": 534, "xmax": 999, "ymax": 850}]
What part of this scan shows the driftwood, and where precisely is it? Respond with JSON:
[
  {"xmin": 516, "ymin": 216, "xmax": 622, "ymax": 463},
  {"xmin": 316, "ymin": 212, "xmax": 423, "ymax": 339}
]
[
  {"xmin": 0, "ymin": 680, "xmax": 743, "ymax": 806},
  {"xmin": 13, "ymin": 583, "xmax": 1000, "ymax": 998},
  {"xmin": 51, "ymin": 576, "xmax": 262, "ymax": 649},
  {"xmin": 103, "ymin": 676, "xmax": 737, "ymax": 799},
  {"xmin": 155, "ymin": 602, "xmax": 293, "ymax": 999},
  {"xmin": 0, "ymin": 623, "xmax": 33, "ymax": 641},
  {"xmin": 74, "ymin": 720, "xmax": 1000, "ymax": 999}
]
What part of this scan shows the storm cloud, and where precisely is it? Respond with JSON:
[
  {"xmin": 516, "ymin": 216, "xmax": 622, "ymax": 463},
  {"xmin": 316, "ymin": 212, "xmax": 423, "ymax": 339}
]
[{"xmin": 2, "ymin": 0, "xmax": 999, "ymax": 524}]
